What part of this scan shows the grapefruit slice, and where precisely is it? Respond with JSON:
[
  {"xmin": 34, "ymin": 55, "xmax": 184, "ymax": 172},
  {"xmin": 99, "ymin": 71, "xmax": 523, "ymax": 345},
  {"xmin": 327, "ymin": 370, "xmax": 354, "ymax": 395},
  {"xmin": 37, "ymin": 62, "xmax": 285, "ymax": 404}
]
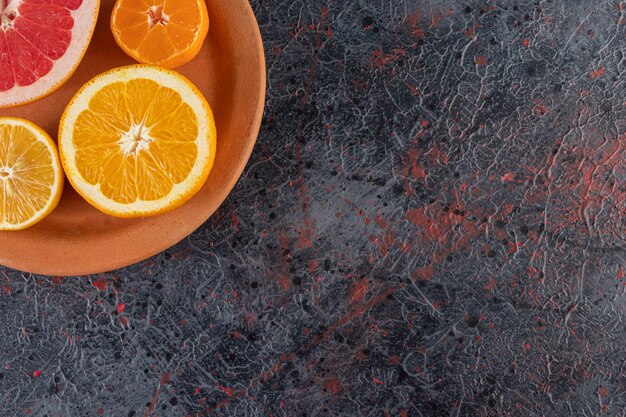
[{"xmin": 0, "ymin": 0, "xmax": 100, "ymax": 108}]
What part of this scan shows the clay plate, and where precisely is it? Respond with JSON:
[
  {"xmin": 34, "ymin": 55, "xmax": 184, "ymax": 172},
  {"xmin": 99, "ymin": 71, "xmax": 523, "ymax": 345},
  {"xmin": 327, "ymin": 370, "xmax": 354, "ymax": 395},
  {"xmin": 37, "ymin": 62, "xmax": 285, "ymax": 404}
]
[{"xmin": 0, "ymin": 0, "xmax": 266, "ymax": 276}]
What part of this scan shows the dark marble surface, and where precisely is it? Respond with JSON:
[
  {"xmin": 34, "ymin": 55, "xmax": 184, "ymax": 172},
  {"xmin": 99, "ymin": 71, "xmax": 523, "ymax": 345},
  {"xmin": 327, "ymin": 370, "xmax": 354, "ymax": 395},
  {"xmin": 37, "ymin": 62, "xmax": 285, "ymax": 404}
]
[{"xmin": 1, "ymin": 0, "xmax": 625, "ymax": 416}]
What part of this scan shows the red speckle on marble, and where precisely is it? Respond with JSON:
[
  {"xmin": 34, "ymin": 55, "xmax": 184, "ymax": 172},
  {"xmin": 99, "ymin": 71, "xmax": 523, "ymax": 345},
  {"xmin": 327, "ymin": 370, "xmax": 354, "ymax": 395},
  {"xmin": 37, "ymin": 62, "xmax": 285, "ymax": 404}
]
[
  {"xmin": 307, "ymin": 259, "xmax": 318, "ymax": 272},
  {"xmin": 500, "ymin": 172, "xmax": 516, "ymax": 182},
  {"xmin": 463, "ymin": 23, "xmax": 479, "ymax": 38},
  {"xmin": 295, "ymin": 219, "xmax": 316, "ymax": 249},
  {"xmin": 431, "ymin": 11, "xmax": 444, "ymax": 26},
  {"xmin": 277, "ymin": 275, "xmax": 291, "ymax": 291},
  {"xmin": 406, "ymin": 9, "xmax": 420, "ymax": 25},
  {"xmin": 412, "ymin": 27, "xmax": 425, "ymax": 38},
  {"xmin": 324, "ymin": 378, "xmax": 342, "ymax": 394},
  {"xmin": 320, "ymin": 6, "xmax": 329, "ymax": 20},
  {"xmin": 522, "ymin": 38, "xmax": 530, "ymax": 46},
  {"xmin": 230, "ymin": 210, "xmax": 240, "ymax": 232},
  {"xmin": 274, "ymin": 231, "xmax": 294, "ymax": 291},
  {"xmin": 374, "ymin": 214, "xmax": 388, "ymax": 230},
  {"xmin": 533, "ymin": 103, "xmax": 549, "ymax": 116},
  {"xmin": 97, "ymin": 408, "xmax": 104, "ymax": 415},
  {"xmin": 117, "ymin": 303, "xmax": 125, "ymax": 313},
  {"xmin": 413, "ymin": 265, "xmax": 435, "ymax": 281},
  {"xmin": 404, "ymin": 9, "xmax": 424, "ymax": 37},
  {"xmin": 404, "ymin": 82, "xmax": 419, "ymax": 95},
  {"xmin": 475, "ymin": 55, "xmax": 487, "ymax": 66},
  {"xmin": 426, "ymin": 142, "xmax": 449, "ymax": 165},
  {"xmin": 349, "ymin": 278, "xmax": 369, "ymax": 304},
  {"xmin": 52, "ymin": 276, "xmax": 63, "ymax": 285},
  {"xmin": 404, "ymin": 148, "xmax": 426, "ymax": 179},
  {"xmin": 243, "ymin": 313, "xmax": 257, "ymax": 329},
  {"xmin": 371, "ymin": 49, "xmax": 407, "ymax": 68},
  {"xmin": 217, "ymin": 384, "xmax": 234, "ymax": 397},
  {"xmin": 92, "ymin": 278, "xmax": 107, "ymax": 291},
  {"xmin": 405, "ymin": 207, "xmax": 429, "ymax": 229},
  {"xmin": 32, "ymin": 370, "xmax": 41, "ymax": 377},
  {"xmin": 508, "ymin": 241, "xmax": 522, "ymax": 253},
  {"xmin": 388, "ymin": 355, "xmax": 401, "ymax": 365},
  {"xmin": 0, "ymin": 272, "xmax": 12, "ymax": 297},
  {"xmin": 355, "ymin": 350, "xmax": 368, "ymax": 361},
  {"xmin": 144, "ymin": 372, "xmax": 170, "ymax": 417},
  {"xmin": 371, "ymin": 376, "xmax": 383, "ymax": 385},
  {"xmin": 590, "ymin": 67, "xmax": 605, "ymax": 79},
  {"xmin": 598, "ymin": 386, "xmax": 609, "ymax": 397}
]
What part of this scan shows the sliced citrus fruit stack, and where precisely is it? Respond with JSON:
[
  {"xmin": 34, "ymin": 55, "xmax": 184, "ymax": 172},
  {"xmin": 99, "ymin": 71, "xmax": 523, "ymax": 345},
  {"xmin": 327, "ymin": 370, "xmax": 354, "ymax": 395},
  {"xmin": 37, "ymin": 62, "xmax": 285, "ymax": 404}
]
[
  {"xmin": 111, "ymin": 0, "xmax": 209, "ymax": 69},
  {"xmin": 0, "ymin": 117, "xmax": 64, "ymax": 230},
  {"xmin": 58, "ymin": 65, "xmax": 216, "ymax": 218},
  {"xmin": 0, "ymin": 0, "xmax": 100, "ymax": 108}
]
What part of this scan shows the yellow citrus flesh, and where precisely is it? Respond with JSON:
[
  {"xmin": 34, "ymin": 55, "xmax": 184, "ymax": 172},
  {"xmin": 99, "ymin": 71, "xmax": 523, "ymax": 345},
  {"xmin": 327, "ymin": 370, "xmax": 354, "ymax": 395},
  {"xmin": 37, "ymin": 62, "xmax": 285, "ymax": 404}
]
[
  {"xmin": 111, "ymin": 0, "xmax": 209, "ymax": 69},
  {"xmin": 0, "ymin": 118, "xmax": 63, "ymax": 230},
  {"xmin": 58, "ymin": 65, "xmax": 216, "ymax": 218}
]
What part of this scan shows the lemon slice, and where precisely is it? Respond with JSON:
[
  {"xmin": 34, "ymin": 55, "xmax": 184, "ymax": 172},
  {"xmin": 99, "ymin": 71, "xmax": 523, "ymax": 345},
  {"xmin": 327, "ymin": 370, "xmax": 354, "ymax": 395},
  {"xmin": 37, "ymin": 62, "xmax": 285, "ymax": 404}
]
[
  {"xmin": 58, "ymin": 65, "xmax": 217, "ymax": 218},
  {"xmin": 0, "ymin": 117, "xmax": 63, "ymax": 230}
]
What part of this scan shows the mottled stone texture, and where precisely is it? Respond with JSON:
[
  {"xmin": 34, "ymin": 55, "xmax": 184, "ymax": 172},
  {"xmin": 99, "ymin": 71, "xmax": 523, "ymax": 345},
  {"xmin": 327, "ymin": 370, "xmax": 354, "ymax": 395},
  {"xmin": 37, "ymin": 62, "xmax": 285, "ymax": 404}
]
[{"xmin": 1, "ymin": 0, "xmax": 625, "ymax": 416}]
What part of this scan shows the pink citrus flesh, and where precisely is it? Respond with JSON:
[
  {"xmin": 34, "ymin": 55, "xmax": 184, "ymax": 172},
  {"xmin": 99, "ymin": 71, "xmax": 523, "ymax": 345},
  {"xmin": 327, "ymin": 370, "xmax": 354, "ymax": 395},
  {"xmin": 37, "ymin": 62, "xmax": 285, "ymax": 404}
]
[{"xmin": 0, "ymin": 0, "xmax": 99, "ymax": 108}]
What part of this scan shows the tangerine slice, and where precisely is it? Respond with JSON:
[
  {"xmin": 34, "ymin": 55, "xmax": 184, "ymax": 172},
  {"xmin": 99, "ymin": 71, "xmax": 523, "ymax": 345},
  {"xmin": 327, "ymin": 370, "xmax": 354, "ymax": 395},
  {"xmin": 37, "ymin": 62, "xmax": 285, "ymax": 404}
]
[{"xmin": 111, "ymin": 0, "xmax": 209, "ymax": 69}]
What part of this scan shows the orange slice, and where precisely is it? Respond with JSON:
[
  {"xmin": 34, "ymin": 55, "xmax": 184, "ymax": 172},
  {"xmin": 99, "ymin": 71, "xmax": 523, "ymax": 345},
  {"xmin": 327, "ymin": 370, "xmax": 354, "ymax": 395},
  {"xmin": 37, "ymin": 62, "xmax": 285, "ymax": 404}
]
[
  {"xmin": 110, "ymin": 0, "xmax": 209, "ymax": 69},
  {"xmin": 0, "ymin": 117, "xmax": 63, "ymax": 230},
  {"xmin": 58, "ymin": 65, "xmax": 216, "ymax": 218}
]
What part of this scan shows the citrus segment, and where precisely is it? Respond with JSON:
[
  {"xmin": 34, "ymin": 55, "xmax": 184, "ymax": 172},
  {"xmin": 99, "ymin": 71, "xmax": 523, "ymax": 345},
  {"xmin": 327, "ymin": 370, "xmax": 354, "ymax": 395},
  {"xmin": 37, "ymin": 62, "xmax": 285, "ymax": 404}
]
[
  {"xmin": 111, "ymin": 0, "xmax": 208, "ymax": 69},
  {"xmin": 0, "ymin": 0, "xmax": 99, "ymax": 107},
  {"xmin": 59, "ymin": 65, "xmax": 216, "ymax": 218},
  {"xmin": 0, "ymin": 117, "xmax": 63, "ymax": 230}
]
